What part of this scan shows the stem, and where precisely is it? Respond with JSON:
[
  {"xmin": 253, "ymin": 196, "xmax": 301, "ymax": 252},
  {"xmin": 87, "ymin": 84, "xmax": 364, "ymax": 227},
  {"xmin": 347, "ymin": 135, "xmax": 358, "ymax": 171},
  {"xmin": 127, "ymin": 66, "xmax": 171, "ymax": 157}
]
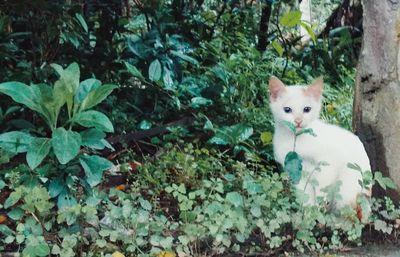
[
  {"xmin": 293, "ymin": 135, "xmax": 297, "ymax": 151},
  {"xmin": 303, "ymin": 166, "xmax": 319, "ymax": 193},
  {"xmin": 273, "ymin": 8, "xmax": 290, "ymax": 78}
]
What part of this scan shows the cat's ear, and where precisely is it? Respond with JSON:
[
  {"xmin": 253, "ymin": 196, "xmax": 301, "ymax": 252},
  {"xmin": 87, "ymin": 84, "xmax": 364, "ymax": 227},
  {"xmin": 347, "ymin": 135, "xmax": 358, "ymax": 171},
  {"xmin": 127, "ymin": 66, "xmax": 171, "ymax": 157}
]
[
  {"xmin": 305, "ymin": 77, "xmax": 323, "ymax": 100},
  {"xmin": 269, "ymin": 76, "xmax": 286, "ymax": 101}
]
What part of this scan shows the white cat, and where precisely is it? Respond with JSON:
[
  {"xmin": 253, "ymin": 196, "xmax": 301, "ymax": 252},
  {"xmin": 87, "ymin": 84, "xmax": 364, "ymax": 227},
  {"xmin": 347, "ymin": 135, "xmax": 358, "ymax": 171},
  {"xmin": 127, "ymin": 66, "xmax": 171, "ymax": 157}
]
[{"xmin": 269, "ymin": 76, "xmax": 371, "ymax": 213}]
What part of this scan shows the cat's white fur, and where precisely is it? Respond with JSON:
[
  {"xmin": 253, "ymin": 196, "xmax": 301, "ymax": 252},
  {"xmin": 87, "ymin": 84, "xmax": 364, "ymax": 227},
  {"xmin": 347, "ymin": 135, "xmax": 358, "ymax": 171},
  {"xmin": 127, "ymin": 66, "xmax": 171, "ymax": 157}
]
[{"xmin": 269, "ymin": 76, "xmax": 371, "ymax": 209}]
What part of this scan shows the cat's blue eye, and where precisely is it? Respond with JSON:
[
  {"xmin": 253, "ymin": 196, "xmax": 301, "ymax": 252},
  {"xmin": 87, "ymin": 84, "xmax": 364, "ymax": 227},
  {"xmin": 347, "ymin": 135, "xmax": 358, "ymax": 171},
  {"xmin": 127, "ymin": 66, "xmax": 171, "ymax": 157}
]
[
  {"xmin": 283, "ymin": 107, "xmax": 292, "ymax": 113},
  {"xmin": 303, "ymin": 106, "xmax": 311, "ymax": 113}
]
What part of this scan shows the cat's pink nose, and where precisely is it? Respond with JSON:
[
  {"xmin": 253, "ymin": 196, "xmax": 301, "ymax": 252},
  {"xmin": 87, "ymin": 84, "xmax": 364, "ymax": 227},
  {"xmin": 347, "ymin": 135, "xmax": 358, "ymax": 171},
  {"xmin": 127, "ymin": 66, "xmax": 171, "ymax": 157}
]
[{"xmin": 294, "ymin": 118, "xmax": 303, "ymax": 126}]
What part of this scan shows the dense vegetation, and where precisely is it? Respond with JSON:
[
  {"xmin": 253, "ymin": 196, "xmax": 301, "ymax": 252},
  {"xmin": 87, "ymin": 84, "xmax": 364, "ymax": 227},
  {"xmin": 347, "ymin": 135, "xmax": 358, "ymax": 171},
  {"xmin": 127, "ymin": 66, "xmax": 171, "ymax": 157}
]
[{"xmin": 0, "ymin": 1, "xmax": 399, "ymax": 256}]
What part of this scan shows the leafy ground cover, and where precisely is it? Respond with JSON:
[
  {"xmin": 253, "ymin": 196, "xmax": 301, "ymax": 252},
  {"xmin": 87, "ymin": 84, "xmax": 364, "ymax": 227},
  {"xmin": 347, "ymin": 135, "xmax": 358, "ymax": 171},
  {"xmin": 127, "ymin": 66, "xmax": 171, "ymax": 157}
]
[{"xmin": 0, "ymin": 1, "xmax": 399, "ymax": 256}]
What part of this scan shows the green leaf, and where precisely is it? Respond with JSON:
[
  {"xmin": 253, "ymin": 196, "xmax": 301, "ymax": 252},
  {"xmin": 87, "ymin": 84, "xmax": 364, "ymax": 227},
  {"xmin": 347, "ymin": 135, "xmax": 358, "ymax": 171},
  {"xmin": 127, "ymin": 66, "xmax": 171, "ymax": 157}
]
[
  {"xmin": 52, "ymin": 63, "xmax": 80, "ymax": 117},
  {"xmin": 250, "ymin": 205, "xmax": 262, "ymax": 218},
  {"xmin": 4, "ymin": 189, "xmax": 23, "ymax": 209},
  {"xmin": 50, "ymin": 63, "xmax": 63, "ymax": 75},
  {"xmin": 75, "ymin": 78, "xmax": 102, "ymax": 103},
  {"xmin": 80, "ymin": 128, "xmax": 109, "ymax": 149},
  {"xmin": 0, "ymin": 82, "xmax": 42, "ymax": 114},
  {"xmin": 300, "ymin": 21, "xmax": 316, "ymax": 43},
  {"xmin": 73, "ymin": 110, "xmax": 114, "ymax": 133},
  {"xmin": 138, "ymin": 120, "xmax": 152, "ymax": 130},
  {"xmin": 75, "ymin": 13, "xmax": 88, "ymax": 32},
  {"xmin": 139, "ymin": 197, "xmax": 152, "ymax": 211},
  {"xmin": 170, "ymin": 50, "xmax": 199, "ymax": 65},
  {"xmin": 96, "ymin": 239, "xmax": 107, "ymax": 248},
  {"xmin": 280, "ymin": 10, "xmax": 302, "ymax": 27},
  {"xmin": 284, "ymin": 151, "xmax": 302, "ymax": 184},
  {"xmin": 52, "ymin": 128, "xmax": 81, "ymax": 164},
  {"xmin": 228, "ymin": 124, "xmax": 253, "ymax": 142},
  {"xmin": 190, "ymin": 97, "xmax": 213, "ymax": 108},
  {"xmin": 347, "ymin": 162, "xmax": 362, "ymax": 172},
  {"xmin": 23, "ymin": 239, "xmax": 50, "ymax": 257},
  {"xmin": 51, "ymin": 63, "xmax": 80, "ymax": 93},
  {"xmin": 163, "ymin": 67, "xmax": 174, "ymax": 89},
  {"xmin": 374, "ymin": 219, "xmax": 392, "ymax": 234},
  {"xmin": 48, "ymin": 178, "xmax": 64, "ymax": 198},
  {"xmin": 281, "ymin": 120, "xmax": 296, "ymax": 133},
  {"xmin": 226, "ymin": 192, "xmax": 243, "ymax": 208},
  {"xmin": 0, "ymin": 224, "xmax": 15, "ymax": 236},
  {"xmin": 26, "ymin": 137, "xmax": 51, "ymax": 170},
  {"xmin": 375, "ymin": 172, "xmax": 397, "ymax": 190},
  {"xmin": 124, "ymin": 61, "xmax": 144, "ymax": 79},
  {"xmin": 203, "ymin": 119, "xmax": 214, "ymax": 131},
  {"xmin": 0, "ymin": 131, "xmax": 32, "ymax": 153},
  {"xmin": 260, "ymin": 131, "xmax": 273, "ymax": 145},
  {"xmin": 212, "ymin": 64, "xmax": 229, "ymax": 85},
  {"xmin": 271, "ymin": 40, "xmax": 284, "ymax": 57},
  {"xmin": 0, "ymin": 179, "xmax": 5, "ymax": 190},
  {"xmin": 208, "ymin": 124, "xmax": 253, "ymax": 145},
  {"xmin": 296, "ymin": 128, "xmax": 317, "ymax": 137},
  {"xmin": 4, "ymin": 235, "xmax": 15, "ymax": 244},
  {"xmin": 79, "ymin": 84, "xmax": 117, "ymax": 111},
  {"xmin": 79, "ymin": 155, "xmax": 113, "ymax": 187},
  {"xmin": 8, "ymin": 207, "xmax": 24, "ymax": 220},
  {"xmin": 35, "ymin": 83, "xmax": 65, "ymax": 129},
  {"xmin": 148, "ymin": 59, "xmax": 162, "ymax": 81},
  {"xmin": 57, "ymin": 191, "xmax": 77, "ymax": 209}
]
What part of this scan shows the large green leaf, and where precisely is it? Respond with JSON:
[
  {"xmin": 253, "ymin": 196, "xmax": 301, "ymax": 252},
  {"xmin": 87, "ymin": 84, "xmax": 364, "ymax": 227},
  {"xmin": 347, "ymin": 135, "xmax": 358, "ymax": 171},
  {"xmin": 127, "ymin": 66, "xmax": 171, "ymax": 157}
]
[
  {"xmin": 0, "ymin": 82, "xmax": 42, "ymax": 114},
  {"xmin": 26, "ymin": 137, "xmax": 51, "ymax": 170},
  {"xmin": 73, "ymin": 110, "xmax": 114, "ymax": 133},
  {"xmin": 52, "ymin": 128, "xmax": 81, "ymax": 164},
  {"xmin": 51, "ymin": 62, "xmax": 80, "ymax": 94},
  {"xmin": 0, "ymin": 131, "xmax": 33, "ymax": 153},
  {"xmin": 34, "ymin": 83, "xmax": 65, "ymax": 128},
  {"xmin": 79, "ymin": 84, "xmax": 117, "ymax": 111},
  {"xmin": 148, "ymin": 59, "xmax": 162, "ymax": 81},
  {"xmin": 280, "ymin": 10, "xmax": 302, "ymax": 27},
  {"xmin": 79, "ymin": 155, "xmax": 113, "ymax": 187},
  {"xmin": 75, "ymin": 78, "xmax": 102, "ymax": 103},
  {"xmin": 80, "ymin": 128, "xmax": 108, "ymax": 149},
  {"xmin": 52, "ymin": 63, "xmax": 80, "ymax": 117},
  {"xmin": 284, "ymin": 151, "xmax": 303, "ymax": 184}
]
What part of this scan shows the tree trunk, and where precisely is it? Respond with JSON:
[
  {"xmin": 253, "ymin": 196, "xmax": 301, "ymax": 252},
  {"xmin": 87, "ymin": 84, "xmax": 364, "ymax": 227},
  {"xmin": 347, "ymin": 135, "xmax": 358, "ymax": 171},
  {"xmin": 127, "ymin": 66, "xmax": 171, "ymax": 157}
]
[
  {"xmin": 353, "ymin": 0, "xmax": 400, "ymax": 200},
  {"xmin": 299, "ymin": 0, "xmax": 311, "ymax": 42},
  {"xmin": 256, "ymin": 2, "xmax": 272, "ymax": 52},
  {"xmin": 319, "ymin": 0, "xmax": 362, "ymax": 38}
]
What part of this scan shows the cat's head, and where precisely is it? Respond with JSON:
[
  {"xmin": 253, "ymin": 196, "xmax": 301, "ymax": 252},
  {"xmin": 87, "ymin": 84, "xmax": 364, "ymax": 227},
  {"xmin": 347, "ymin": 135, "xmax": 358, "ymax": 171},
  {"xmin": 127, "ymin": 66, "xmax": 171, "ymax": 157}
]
[{"xmin": 268, "ymin": 76, "xmax": 323, "ymax": 129}]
